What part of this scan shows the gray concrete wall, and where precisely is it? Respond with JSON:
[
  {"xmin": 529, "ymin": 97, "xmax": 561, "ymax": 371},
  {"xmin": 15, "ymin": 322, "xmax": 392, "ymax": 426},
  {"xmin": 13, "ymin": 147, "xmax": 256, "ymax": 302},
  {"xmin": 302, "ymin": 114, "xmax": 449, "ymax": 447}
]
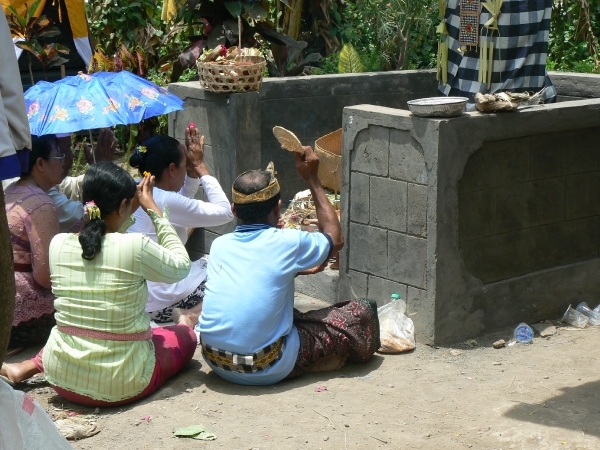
[
  {"xmin": 341, "ymin": 99, "xmax": 600, "ymax": 345},
  {"xmin": 169, "ymin": 70, "xmax": 438, "ymax": 252},
  {"xmin": 548, "ymin": 71, "xmax": 600, "ymax": 100}
]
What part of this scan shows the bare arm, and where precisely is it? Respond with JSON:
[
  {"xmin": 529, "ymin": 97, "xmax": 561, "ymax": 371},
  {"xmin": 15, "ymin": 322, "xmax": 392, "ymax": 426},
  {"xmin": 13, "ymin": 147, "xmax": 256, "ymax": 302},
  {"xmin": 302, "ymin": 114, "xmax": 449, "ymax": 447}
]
[
  {"xmin": 136, "ymin": 174, "xmax": 162, "ymax": 218},
  {"xmin": 295, "ymin": 146, "xmax": 344, "ymax": 254}
]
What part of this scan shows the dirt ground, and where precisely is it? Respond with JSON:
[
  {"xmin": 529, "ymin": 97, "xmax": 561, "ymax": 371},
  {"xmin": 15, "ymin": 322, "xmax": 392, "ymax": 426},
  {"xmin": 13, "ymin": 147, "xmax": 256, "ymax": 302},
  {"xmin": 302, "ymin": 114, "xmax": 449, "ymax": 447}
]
[{"xmin": 7, "ymin": 295, "xmax": 600, "ymax": 450}]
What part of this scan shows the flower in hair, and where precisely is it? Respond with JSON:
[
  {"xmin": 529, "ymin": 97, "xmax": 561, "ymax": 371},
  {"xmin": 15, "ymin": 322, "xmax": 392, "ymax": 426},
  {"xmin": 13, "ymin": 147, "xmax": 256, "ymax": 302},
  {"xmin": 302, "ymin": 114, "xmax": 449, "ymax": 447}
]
[
  {"xmin": 137, "ymin": 145, "xmax": 147, "ymax": 154},
  {"xmin": 84, "ymin": 201, "xmax": 101, "ymax": 220}
]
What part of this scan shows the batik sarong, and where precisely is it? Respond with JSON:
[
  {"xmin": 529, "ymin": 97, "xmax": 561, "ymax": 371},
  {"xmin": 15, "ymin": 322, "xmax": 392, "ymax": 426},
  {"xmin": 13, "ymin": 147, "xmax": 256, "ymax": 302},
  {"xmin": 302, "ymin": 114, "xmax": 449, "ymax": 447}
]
[{"xmin": 286, "ymin": 298, "xmax": 380, "ymax": 378}]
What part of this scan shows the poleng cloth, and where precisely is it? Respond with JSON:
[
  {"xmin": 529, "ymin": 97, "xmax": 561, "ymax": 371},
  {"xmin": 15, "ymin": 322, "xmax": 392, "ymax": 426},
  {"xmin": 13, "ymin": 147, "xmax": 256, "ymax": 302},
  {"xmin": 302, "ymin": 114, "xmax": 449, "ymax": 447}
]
[{"xmin": 439, "ymin": 0, "xmax": 557, "ymax": 110}]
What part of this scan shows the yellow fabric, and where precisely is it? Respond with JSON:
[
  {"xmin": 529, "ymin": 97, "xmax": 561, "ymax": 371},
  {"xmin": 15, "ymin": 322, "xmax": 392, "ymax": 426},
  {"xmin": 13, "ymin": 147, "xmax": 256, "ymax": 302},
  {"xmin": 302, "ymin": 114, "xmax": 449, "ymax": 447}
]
[
  {"xmin": 43, "ymin": 210, "xmax": 191, "ymax": 402},
  {"xmin": 1, "ymin": 0, "xmax": 46, "ymax": 22},
  {"xmin": 63, "ymin": 0, "xmax": 87, "ymax": 38},
  {"xmin": 162, "ymin": 0, "xmax": 183, "ymax": 22},
  {"xmin": 1, "ymin": 0, "xmax": 87, "ymax": 39}
]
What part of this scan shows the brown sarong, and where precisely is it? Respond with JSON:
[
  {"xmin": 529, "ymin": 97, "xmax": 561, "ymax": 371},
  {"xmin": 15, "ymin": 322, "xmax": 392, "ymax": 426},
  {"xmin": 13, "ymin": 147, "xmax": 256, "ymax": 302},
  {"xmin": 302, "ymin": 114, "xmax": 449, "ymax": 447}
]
[{"xmin": 287, "ymin": 298, "xmax": 380, "ymax": 378}]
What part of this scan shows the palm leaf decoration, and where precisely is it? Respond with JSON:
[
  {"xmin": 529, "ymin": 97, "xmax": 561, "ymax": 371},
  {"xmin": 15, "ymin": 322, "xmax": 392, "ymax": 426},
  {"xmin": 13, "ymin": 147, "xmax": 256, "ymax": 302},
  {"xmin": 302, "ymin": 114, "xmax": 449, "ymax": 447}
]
[{"xmin": 338, "ymin": 44, "xmax": 364, "ymax": 74}]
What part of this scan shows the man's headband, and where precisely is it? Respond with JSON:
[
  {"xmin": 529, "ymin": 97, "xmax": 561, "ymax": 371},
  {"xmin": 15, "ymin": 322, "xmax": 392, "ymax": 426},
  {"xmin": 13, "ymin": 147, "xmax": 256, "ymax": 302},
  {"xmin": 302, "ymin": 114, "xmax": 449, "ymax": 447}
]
[{"xmin": 232, "ymin": 162, "xmax": 280, "ymax": 205}]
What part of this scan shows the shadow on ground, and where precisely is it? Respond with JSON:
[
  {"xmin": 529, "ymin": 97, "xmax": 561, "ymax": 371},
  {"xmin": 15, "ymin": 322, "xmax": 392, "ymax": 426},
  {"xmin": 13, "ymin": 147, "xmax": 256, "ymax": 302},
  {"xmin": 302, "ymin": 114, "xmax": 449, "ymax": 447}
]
[
  {"xmin": 503, "ymin": 379, "xmax": 600, "ymax": 438},
  {"xmin": 201, "ymin": 354, "xmax": 385, "ymax": 396}
]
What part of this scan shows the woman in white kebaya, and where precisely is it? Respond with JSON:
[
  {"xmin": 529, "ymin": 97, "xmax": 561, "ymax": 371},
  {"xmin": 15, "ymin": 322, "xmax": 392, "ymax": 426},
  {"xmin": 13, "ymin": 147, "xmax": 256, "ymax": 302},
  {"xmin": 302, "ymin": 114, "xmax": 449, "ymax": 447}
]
[{"xmin": 128, "ymin": 124, "xmax": 233, "ymax": 324}]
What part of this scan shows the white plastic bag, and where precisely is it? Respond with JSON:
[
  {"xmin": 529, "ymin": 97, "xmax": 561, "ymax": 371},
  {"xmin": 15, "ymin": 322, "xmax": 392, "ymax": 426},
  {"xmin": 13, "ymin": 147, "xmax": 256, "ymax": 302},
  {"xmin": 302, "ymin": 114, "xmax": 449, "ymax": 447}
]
[
  {"xmin": 0, "ymin": 379, "xmax": 72, "ymax": 450},
  {"xmin": 377, "ymin": 298, "xmax": 415, "ymax": 353}
]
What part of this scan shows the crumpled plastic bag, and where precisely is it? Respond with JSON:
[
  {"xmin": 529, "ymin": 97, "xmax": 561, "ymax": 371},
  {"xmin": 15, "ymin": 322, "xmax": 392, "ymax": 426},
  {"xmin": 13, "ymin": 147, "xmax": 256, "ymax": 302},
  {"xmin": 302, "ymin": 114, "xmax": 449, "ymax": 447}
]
[
  {"xmin": 377, "ymin": 298, "xmax": 415, "ymax": 353},
  {"xmin": 55, "ymin": 417, "xmax": 100, "ymax": 440},
  {"xmin": 0, "ymin": 379, "xmax": 72, "ymax": 449}
]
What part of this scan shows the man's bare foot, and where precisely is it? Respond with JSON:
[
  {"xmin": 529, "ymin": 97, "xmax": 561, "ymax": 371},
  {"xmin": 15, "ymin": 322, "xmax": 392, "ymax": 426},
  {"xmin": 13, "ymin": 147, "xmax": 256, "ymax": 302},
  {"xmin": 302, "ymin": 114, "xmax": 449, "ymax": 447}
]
[
  {"xmin": 305, "ymin": 354, "xmax": 348, "ymax": 373},
  {"xmin": 1, "ymin": 360, "xmax": 41, "ymax": 383},
  {"xmin": 172, "ymin": 305, "xmax": 202, "ymax": 328}
]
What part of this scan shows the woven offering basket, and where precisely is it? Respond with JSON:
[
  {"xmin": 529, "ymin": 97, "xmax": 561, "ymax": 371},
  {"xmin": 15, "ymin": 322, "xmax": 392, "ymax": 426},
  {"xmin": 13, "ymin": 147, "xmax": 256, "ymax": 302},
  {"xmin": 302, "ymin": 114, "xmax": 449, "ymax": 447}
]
[
  {"xmin": 197, "ymin": 57, "xmax": 266, "ymax": 93},
  {"xmin": 315, "ymin": 128, "xmax": 342, "ymax": 192}
]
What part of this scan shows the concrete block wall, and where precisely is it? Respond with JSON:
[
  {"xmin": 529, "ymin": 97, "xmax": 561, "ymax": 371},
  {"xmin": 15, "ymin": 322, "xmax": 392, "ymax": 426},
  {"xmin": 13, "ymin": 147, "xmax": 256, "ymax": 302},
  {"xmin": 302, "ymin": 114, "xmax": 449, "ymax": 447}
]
[
  {"xmin": 340, "ymin": 99, "xmax": 600, "ymax": 345},
  {"xmin": 458, "ymin": 128, "xmax": 600, "ymax": 283},
  {"xmin": 339, "ymin": 107, "xmax": 437, "ymax": 343}
]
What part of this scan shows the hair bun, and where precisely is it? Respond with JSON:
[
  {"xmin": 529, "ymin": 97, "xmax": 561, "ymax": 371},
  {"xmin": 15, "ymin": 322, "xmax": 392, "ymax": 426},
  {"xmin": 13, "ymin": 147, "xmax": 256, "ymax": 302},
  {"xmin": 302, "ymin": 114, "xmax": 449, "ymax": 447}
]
[{"xmin": 129, "ymin": 151, "xmax": 142, "ymax": 168}]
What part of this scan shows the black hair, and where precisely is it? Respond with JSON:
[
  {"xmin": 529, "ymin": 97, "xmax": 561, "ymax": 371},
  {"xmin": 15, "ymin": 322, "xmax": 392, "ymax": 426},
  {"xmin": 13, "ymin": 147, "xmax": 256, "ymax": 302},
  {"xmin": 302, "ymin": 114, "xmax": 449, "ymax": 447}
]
[
  {"xmin": 79, "ymin": 163, "xmax": 136, "ymax": 260},
  {"xmin": 25, "ymin": 135, "xmax": 58, "ymax": 175},
  {"xmin": 129, "ymin": 135, "xmax": 182, "ymax": 182},
  {"xmin": 233, "ymin": 170, "xmax": 280, "ymax": 221}
]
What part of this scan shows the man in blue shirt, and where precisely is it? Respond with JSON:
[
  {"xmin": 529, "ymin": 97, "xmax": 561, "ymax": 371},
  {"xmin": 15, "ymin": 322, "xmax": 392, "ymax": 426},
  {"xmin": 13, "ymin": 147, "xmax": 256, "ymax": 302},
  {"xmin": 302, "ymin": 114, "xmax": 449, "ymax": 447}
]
[{"xmin": 197, "ymin": 145, "xmax": 379, "ymax": 385}]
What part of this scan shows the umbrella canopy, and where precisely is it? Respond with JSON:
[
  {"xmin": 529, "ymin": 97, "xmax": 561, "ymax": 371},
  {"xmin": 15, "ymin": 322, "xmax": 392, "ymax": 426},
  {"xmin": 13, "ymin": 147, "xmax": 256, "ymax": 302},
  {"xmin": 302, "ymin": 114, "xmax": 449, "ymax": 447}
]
[{"xmin": 24, "ymin": 71, "xmax": 184, "ymax": 136}]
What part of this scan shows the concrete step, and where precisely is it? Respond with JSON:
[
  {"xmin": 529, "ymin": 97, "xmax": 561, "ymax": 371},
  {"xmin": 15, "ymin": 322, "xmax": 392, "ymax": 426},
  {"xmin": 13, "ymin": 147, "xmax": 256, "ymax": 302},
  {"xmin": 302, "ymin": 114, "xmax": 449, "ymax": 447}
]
[
  {"xmin": 294, "ymin": 267, "xmax": 340, "ymax": 305},
  {"xmin": 293, "ymin": 292, "xmax": 332, "ymax": 312}
]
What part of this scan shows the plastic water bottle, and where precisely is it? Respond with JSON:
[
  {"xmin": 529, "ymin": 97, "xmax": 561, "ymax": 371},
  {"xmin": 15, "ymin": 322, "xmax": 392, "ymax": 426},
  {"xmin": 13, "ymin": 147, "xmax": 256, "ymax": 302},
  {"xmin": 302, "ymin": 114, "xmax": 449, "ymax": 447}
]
[
  {"xmin": 576, "ymin": 302, "xmax": 600, "ymax": 326},
  {"xmin": 514, "ymin": 323, "xmax": 534, "ymax": 344}
]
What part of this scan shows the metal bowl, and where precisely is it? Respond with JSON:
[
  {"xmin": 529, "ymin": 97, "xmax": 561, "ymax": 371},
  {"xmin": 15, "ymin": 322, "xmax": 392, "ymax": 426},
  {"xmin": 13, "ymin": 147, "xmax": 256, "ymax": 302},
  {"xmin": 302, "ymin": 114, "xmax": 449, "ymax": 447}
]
[{"xmin": 407, "ymin": 96, "xmax": 468, "ymax": 118}]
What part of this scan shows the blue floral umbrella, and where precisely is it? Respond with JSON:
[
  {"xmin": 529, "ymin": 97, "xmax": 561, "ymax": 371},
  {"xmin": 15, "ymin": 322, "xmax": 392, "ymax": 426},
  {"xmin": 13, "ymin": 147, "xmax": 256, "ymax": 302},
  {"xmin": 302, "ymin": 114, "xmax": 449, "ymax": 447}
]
[{"xmin": 24, "ymin": 71, "xmax": 184, "ymax": 136}]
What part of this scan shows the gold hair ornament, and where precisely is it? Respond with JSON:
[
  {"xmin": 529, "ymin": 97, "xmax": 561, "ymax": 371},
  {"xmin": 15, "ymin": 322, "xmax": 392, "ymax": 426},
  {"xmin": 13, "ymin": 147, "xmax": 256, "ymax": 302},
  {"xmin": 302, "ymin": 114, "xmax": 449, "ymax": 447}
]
[
  {"xmin": 232, "ymin": 162, "xmax": 280, "ymax": 205},
  {"xmin": 84, "ymin": 201, "xmax": 101, "ymax": 221}
]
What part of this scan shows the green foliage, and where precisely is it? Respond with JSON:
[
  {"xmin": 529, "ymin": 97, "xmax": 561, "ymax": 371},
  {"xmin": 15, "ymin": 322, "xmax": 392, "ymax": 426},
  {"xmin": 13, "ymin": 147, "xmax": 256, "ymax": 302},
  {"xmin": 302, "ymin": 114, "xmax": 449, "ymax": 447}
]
[
  {"xmin": 70, "ymin": 135, "xmax": 89, "ymax": 178},
  {"xmin": 547, "ymin": 0, "xmax": 600, "ymax": 73},
  {"xmin": 318, "ymin": 0, "xmax": 437, "ymax": 74},
  {"xmin": 16, "ymin": 41, "xmax": 70, "ymax": 70},
  {"xmin": 6, "ymin": 0, "xmax": 69, "ymax": 83},
  {"xmin": 86, "ymin": 0, "xmax": 173, "ymax": 67},
  {"xmin": 338, "ymin": 44, "xmax": 364, "ymax": 73}
]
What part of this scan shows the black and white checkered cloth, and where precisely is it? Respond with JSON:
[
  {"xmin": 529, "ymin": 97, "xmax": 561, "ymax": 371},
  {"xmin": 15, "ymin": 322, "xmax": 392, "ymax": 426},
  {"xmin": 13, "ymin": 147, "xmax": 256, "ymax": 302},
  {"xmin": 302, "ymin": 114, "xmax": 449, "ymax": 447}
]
[
  {"xmin": 439, "ymin": 0, "xmax": 557, "ymax": 109},
  {"xmin": 201, "ymin": 337, "xmax": 284, "ymax": 373}
]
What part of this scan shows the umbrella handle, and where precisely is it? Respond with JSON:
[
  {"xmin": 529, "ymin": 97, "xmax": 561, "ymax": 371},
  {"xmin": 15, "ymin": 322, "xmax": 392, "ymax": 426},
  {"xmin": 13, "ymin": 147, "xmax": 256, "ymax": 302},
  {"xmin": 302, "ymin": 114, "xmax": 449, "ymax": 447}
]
[
  {"xmin": 238, "ymin": 15, "xmax": 242, "ymax": 49},
  {"xmin": 89, "ymin": 130, "xmax": 96, "ymax": 164}
]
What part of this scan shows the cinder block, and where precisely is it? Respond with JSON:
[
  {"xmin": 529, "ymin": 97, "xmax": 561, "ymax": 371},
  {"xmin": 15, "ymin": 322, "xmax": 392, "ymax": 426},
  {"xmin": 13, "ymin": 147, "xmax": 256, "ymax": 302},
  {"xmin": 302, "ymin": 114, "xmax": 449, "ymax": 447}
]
[
  {"xmin": 458, "ymin": 146, "xmax": 496, "ymax": 193},
  {"xmin": 407, "ymin": 286, "xmax": 427, "ymax": 313},
  {"xmin": 530, "ymin": 217, "xmax": 599, "ymax": 271},
  {"xmin": 566, "ymin": 172, "xmax": 600, "ymax": 220},
  {"xmin": 370, "ymin": 177, "xmax": 407, "ymax": 232},
  {"xmin": 460, "ymin": 230, "xmax": 530, "ymax": 283},
  {"xmin": 350, "ymin": 172, "xmax": 370, "ymax": 224},
  {"xmin": 260, "ymin": 97, "xmax": 315, "ymax": 139},
  {"xmin": 563, "ymin": 128, "xmax": 599, "ymax": 175},
  {"xmin": 488, "ymin": 137, "xmax": 531, "ymax": 187},
  {"xmin": 407, "ymin": 183, "xmax": 427, "ymax": 237},
  {"xmin": 367, "ymin": 275, "xmax": 407, "ymax": 306},
  {"xmin": 346, "ymin": 270, "xmax": 368, "ymax": 299},
  {"xmin": 349, "ymin": 222, "xmax": 388, "ymax": 276},
  {"xmin": 495, "ymin": 178, "xmax": 565, "ymax": 233},
  {"xmin": 351, "ymin": 126, "xmax": 389, "ymax": 176},
  {"xmin": 459, "ymin": 189, "xmax": 496, "ymax": 241},
  {"xmin": 530, "ymin": 145, "xmax": 563, "ymax": 180},
  {"xmin": 388, "ymin": 232, "xmax": 427, "ymax": 289},
  {"xmin": 389, "ymin": 129, "xmax": 427, "ymax": 184}
]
